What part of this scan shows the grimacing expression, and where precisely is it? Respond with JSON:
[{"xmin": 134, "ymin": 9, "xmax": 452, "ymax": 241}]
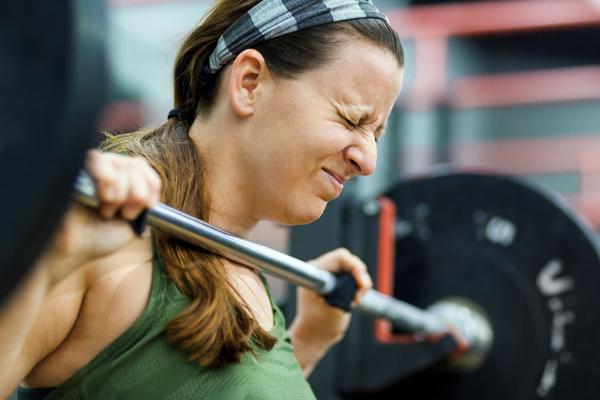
[{"xmin": 244, "ymin": 39, "xmax": 403, "ymax": 225}]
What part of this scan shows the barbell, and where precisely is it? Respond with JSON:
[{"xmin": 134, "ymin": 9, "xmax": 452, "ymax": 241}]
[
  {"xmin": 75, "ymin": 168, "xmax": 600, "ymax": 400},
  {"xmin": 74, "ymin": 170, "xmax": 493, "ymax": 362}
]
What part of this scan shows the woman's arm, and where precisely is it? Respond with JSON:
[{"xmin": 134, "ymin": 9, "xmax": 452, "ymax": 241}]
[
  {"xmin": 0, "ymin": 265, "xmax": 49, "ymax": 391},
  {"xmin": 0, "ymin": 252, "xmax": 86, "ymax": 398},
  {"xmin": 288, "ymin": 248, "xmax": 373, "ymax": 376},
  {"xmin": 0, "ymin": 150, "xmax": 162, "ymax": 396},
  {"xmin": 288, "ymin": 308, "xmax": 343, "ymax": 377}
]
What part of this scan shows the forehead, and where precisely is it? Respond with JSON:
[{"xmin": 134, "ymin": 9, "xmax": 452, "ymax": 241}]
[{"xmin": 305, "ymin": 40, "xmax": 403, "ymax": 115}]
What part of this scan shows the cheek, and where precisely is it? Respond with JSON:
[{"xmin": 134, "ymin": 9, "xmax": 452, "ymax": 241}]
[
  {"xmin": 301, "ymin": 122, "xmax": 351, "ymax": 155},
  {"xmin": 247, "ymin": 147, "xmax": 307, "ymax": 199},
  {"xmin": 252, "ymin": 119, "xmax": 348, "ymax": 188}
]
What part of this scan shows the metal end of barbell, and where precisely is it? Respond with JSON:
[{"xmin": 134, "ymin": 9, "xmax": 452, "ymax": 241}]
[{"xmin": 427, "ymin": 297, "xmax": 494, "ymax": 370}]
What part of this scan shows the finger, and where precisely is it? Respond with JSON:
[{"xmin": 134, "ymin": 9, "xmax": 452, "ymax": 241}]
[
  {"xmin": 133, "ymin": 156, "xmax": 162, "ymax": 207},
  {"xmin": 99, "ymin": 165, "xmax": 129, "ymax": 219},
  {"xmin": 325, "ymin": 248, "xmax": 373, "ymax": 304},
  {"xmin": 83, "ymin": 149, "xmax": 102, "ymax": 173},
  {"xmin": 121, "ymin": 167, "xmax": 151, "ymax": 220},
  {"xmin": 333, "ymin": 249, "xmax": 370, "ymax": 284},
  {"xmin": 310, "ymin": 247, "xmax": 354, "ymax": 271},
  {"xmin": 84, "ymin": 150, "xmax": 122, "ymax": 188},
  {"xmin": 129, "ymin": 156, "xmax": 161, "ymax": 204},
  {"xmin": 343, "ymin": 255, "xmax": 372, "ymax": 304},
  {"xmin": 86, "ymin": 151, "xmax": 117, "ymax": 200},
  {"xmin": 140, "ymin": 159, "xmax": 162, "ymax": 205},
  {"xmin": 86, "ymin": 152, "xmax": 159, "ymax": 220},
  {"xmin": 85, "ymin": 150, "xmax": 125, "ymax": 217},
  {"xmin": 311, "ymin": 248, "xmax": 371, "ymax": 286}
]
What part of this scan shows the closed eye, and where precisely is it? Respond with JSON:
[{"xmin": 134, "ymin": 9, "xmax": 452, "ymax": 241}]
[
  {"xmin": 343, "ymin": 117, "xmax": 359, "ymax": 129},
  {"xmin": 342, "ymin": 117, "xmax": 381, "ymax": 143}
]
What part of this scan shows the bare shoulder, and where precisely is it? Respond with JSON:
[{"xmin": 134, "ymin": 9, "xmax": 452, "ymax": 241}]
[
  {"xmin": 22, "ymin": 236, "xmax": 154, "ymax": 388},
  {"xmin": 226, "ymin": 262, "xmax": 274, "ymax": 332}
]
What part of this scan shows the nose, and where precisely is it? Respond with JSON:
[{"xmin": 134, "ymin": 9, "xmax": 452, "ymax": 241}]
[{"xmin": 344, "ymin": 138, "xmax": 377, "ymax": 176}]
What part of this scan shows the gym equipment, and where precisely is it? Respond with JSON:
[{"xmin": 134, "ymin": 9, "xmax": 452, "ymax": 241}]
[
  {"xmin": 74, "ymin": 170, "xmax": 489, "ymax": 355},
  {"xmin": 75, "ymin": 169, "xmax": 600, "ymax": 400},
  {"xmin": 0, "ymin": 0, "xmax": 107, "ymax": 302},
  {"xmin": 331, "ymin": 172, "xmax": 600, "ymax": 399}
]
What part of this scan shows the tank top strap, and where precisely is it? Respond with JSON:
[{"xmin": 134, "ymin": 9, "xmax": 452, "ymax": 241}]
[{"xmin": 257, "ymin": 272, "xmax": 288, "ymax": 336}]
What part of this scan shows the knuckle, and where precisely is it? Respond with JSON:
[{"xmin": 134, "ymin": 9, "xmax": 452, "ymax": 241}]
[
  {"xmin": 129, "ymin": 183, "xmax": 148, "ymax": 203},
  {"xmin": 150, "ymin": 171, "xmax": 162, "ymax": 190},
  {"xmin": 105, "ymin": 152, "xmax": 126, "ymax": 166},
  {"xmin": 336, "ymin": 247, "xmax": 352, "ymax": 257},
  {"xmin": 85, "ymin": 149, "xmax": 100, "ymax": 163},
  {"xmin": 133, "ymin": 156, "xmax": 150, "ymax": 168},
  {"xmin": 105, "ymin": 184, "xmax": 126, "ymax": 205},
  {"xmin": 89, "ymin": 161, "xmax": 106, "ymax": 176},
  {"xmin": 98, "ymin": 180, "xmax": 116, "ymax": 200},
  {"xmin": 146, "ymin": 171, "xmax": 162, "ymax": 194}
]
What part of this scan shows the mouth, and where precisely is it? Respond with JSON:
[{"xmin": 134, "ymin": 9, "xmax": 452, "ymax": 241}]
[{"xmin": 322, "ymin": 168, "xmax": 345, "ymax": 195}]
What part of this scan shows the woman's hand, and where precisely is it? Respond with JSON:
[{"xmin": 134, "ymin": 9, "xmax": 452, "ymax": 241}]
[
  {"xmin": 40, "ymin": 149, "xmax": 162, "ymax": 286},
  {"xmin": 289, "ymin": 248, "xmax": 373, "ymax": 376}
]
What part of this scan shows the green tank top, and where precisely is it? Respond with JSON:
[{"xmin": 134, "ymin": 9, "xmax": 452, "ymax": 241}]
[{"xmin": 47, "ymin": 254, "xmax": 316, "ymax": 400}]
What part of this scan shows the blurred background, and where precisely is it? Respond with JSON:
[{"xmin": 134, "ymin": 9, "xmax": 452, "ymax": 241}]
[{"xmin": 99, "ymin": 0, "xmax": 600, "ymax": 299}]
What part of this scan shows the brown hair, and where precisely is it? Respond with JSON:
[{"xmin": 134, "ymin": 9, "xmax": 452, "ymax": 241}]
[{"xmin": 102, "ymin": 0, "xmax": 403, "ymax": 367}]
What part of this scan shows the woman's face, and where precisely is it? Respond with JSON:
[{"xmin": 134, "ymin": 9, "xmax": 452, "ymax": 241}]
[{"xmin": 242, "ymin": 39, "xmax": 403, "ymax": 225}]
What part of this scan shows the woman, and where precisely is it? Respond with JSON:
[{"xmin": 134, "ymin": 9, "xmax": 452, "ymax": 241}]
[{"xmin": 3, "ymin": 0, "xmax": 404, "ymax": 398}]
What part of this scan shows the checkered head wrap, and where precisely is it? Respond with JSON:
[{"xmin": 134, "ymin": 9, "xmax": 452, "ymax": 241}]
[{"xmin": 204, "ymin": 0, "xmax": 389, "ymax": 76}]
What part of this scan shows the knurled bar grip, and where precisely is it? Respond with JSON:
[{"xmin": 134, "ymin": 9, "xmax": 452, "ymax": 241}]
[{"xmin": 74, "ymin": 171, "xmax": 447, "ymax": 334}]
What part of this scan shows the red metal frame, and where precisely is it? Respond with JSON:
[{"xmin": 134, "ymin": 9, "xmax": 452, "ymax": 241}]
[
  {"xmin": 374, "ymin": 197, "xmax": 400, "ymax": 343},
  {"xmin": 450, "ymin": 66, "xmax": 600, "ymax": 108},
  {"xmin": 374, "ymin": 196, "xmax": 442, "ymax": 344},
  {"xmin": 373, "ymin": 196, "xmax": 469, "ymax": 354},
  {"xmin": 389, "ymin": 0, "xmax": 600, "ymax": 110},
  {"xmin": 388, "ymin": 0, "xmax": 600, "ymax": 38},
  {"xmin": 108, "ymin": 0, "xmax": 206, "ymax": 6},
  {"xmin": 451, "ymin": 135, "xmax": 600, "ymax": 175}
]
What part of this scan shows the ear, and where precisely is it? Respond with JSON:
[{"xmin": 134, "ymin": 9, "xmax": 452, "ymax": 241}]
[{"xmin": 228, "ymin": 49, "xmax": 269, "ymax": 117}]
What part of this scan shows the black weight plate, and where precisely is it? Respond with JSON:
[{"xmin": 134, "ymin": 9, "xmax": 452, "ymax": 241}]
[
  {"xmin": 0, "ymin": 1, "xmax": 106, "ymax": 302},
  {"xmin": 344, "ymin": 171, "xmax": 600, "ymax": 400}
]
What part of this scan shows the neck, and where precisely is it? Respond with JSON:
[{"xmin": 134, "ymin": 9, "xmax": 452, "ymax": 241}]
[{"xmin": 188, "ymin": 115, "xmax": 259, "ymax": 238}]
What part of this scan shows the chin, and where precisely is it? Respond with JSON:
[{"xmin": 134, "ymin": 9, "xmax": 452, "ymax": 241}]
[{"xmin": 287, "ymin": 200, "xmax": 328, "ymax": 225}]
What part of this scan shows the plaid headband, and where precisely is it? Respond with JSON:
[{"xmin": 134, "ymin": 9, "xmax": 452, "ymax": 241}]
[{"xmin": 204, "ymin": 0, "xmax": 389, "ymax": 76}]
